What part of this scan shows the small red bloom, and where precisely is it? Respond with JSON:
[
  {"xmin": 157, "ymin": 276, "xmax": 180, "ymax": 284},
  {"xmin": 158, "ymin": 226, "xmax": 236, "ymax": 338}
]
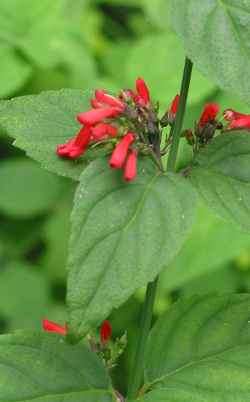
[
  {"xmin": 223, "ymin": 108, "xmax": 249, "ymax": 121},
  {"xmin": 90, "ymin": 123, "xmax": 118, "ymax": 141},
  {"xmin": 100, "ymin": 320, "xmax": 112, "ymax": 344},
  {"xmin": 170, "ymin": 94, "xmax": 180, "ymax": 116},
  {"xmin": 77, "ymin": 107, "xmax": 123, "ymax": 126},
  {"xmin": 228, "ymin": 115, "xmax": 250, "ymax": 130},
  {"xmin": 95, "ymin": 90, "xmax": 125, "ymax": 110},
  {"xmin": 42, "ymin": 320, "xmax": 67, "ymax": 336},
  {"xmin": 124, "ymin": 149, "xmax": 137, "ymax": 182},
  {"xmin": 109, "ymin": 132, "xmax": 135, "ymax": 169},
  {"xmin": 198, "ymin": 103, "xmax": 220, "ymax": 128},
  {"xmin": 136, "ymin": 78, "xmax": 150, "ymax": 105},
  {"xmin": 57, "ymin": 126, "xmax": 91, "ymax": 159}
]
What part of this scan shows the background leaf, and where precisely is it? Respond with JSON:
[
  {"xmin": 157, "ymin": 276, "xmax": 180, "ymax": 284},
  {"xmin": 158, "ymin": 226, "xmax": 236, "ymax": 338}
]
[
  {"xmin": 170, "ymin": 0, "xmax": 250, "ymax": 105},
  {"xmin": 0, "ymin": 330, "xmax": 115, "ymax": 401},
  {"xmin": 0, "ymin": 158, "xmax": 67, "ymax": 218},
  {"xmin": 67, "ymin": 158, "xmax": 197, "ymax": 338},
  {"xmin": 189, "ymin": 132, "xmax": 250, "ymax": 231},
  {"xmin": 135, "ymin": 294, "xmax": 250, "ymax": 402}
]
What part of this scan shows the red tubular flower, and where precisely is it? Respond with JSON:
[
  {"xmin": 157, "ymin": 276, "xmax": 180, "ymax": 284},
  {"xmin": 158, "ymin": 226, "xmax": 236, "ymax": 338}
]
[
  {"xmin": 223, "ymin": 108, "xmax": 249, "ymax": 121},
  {"xmin": 198, "ymin": 103, "xmax": 220, "ymax": 128},
  {"xmin": 95, "ymin": 90, "xmax": 125, "ymax": 110},
  {"xmin": 42, "ymin": 320, "xmax": 67, "ymax": 336},
  {"xmin": 100, "ymin": 320, "xmax": 112, "ymax": 344},
  {"xmin": 109, "ymin": 132, "xmax": 135, "ymax": 169},
  {"xmin": 228, "ymin": 115, "xmax": 250, "ymax": 130},
  {"xmin": 57, "ymin": 126, "xmax": 91, "ymax": 159},
  {"xmin": 136, "ymin": 77, "xmax": 150, "ymax": 104},
  {"xmin": 77, "ymin": 107, "xmax": 123, "ymax": 126},
  {"xmin": 124, "ymin": 149, "xmax": 137, "ymax": 182},
  {"xmin": 90, "ymin": 123, "xmax": 118, "ymax": 141}
]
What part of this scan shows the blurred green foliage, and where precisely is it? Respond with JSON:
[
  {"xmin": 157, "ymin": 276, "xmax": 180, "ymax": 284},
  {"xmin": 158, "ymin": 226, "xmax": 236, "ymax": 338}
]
[{"xmin": 0, "ymin": 0, "xmax": 250, "ymax": 393}]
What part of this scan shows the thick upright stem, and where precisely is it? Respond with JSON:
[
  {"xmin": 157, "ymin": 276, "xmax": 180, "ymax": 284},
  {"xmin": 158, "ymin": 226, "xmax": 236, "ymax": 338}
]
[
  {"xmin": 167, "ymin": 58, "xmax": 193, "ymax": 172},
  {"xmin": 127, "ymin": 57, "xmax": 193, "ymax": 400},
  {"xmin": 127, "ymin": 278, "xmax": 158, "ymax": 399}
]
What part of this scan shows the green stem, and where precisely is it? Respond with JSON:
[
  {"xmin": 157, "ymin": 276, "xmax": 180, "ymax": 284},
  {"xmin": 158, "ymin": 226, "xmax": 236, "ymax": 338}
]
[
  {"xmin": 127, "ymin": 57, "xmax": 193, "ymax": 400},
  {"xmin": 167, "ymin": 57, "xmax": 193, "ymax": 172},
  {"xmin": 127, "ymin": 278, "xmax": 158, "ymax": 399}
]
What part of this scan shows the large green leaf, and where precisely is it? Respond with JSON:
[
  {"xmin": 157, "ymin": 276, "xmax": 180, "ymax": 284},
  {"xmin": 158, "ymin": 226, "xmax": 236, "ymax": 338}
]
[
  {"xmin": 67, "ymin": 158, "xmax": 197, "ymax": 338},
  {"xmin": 170, "ymin": 0, "xmax": 250, "ymax": 105},
  {"xmin": 0, "ymin": 158, "xmax": 67, "ymax": 218},
  {"xmin": 160, "ymin": 203, "xmax": 250, "ymax": 291},
  {"xmin": 0, "ymin": 90, "xmax": 94, "ymax": 180},
  {"xmin": 189, "ymin": 132, "xmax": 250, "ymax": 231},
  {"xmin": 0, "ymin": 331, "xmax": 115, "ymax": 401},
  {"xmin": 136, "ymin": 294, "xmax": 250, "ymax": 402}
]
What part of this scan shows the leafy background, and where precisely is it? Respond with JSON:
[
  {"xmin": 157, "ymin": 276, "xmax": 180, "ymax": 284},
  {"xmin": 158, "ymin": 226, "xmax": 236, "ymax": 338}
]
[{"xmin": 1, "ymin": 0, "xmax": 250, "ymax": 394}]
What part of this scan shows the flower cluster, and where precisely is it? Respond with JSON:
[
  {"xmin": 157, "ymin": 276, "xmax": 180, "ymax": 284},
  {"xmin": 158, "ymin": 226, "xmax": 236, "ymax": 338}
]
[
  {"xmin": 56, "ymin": 77, "xmax": 250, "ymax": 180},
  {"xmin": 57, "ymin": 78, "xmax": 168, "ymax": 182},
  {"xmin": 183, "ymin": 103, "xmax": 250, "ymax": 151}
]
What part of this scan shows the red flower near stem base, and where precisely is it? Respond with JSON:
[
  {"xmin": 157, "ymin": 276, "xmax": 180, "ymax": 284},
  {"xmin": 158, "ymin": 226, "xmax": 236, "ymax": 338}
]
[
  {"xmin": 198, "ymin": 103, "xmax": 220, "ymax": 128},
  {"xmin": 42, "ymin": 320, "xmax": 67, "ymax": 336},
  {"xmin": 124, "ymin": 149, "xmax": 137, "ymax": 182},
  {"xmin": 228, "ymin": 116, "xmax": 250, "ymax": 130},
  {"xmin": 100, "ymin": 320, "xmax": 112, "ymax": 344},
  {"xmin": 136, "ymin": 77, "xmax": 150, "ymax": 105},
  {"xmin": 77, "ymin": 107, "xmax": 122, "ymax": 126},
  {"xmin": 109, "ymin": 132, "xmax": 135, "ymax": 169}
]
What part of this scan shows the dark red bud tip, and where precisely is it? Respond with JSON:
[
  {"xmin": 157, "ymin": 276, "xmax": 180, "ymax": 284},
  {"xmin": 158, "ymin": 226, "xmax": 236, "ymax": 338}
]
[
  {"xmin": 100, "ymin": 320, "xmax": 112, "ymax": 344},
  {"xmin": 170, "ymin": 94, "xmax": 180, "ymax": 116},
  {"xmin": 136, "ymin": 77, "xmax": 150, "ymax": 104},
  {"xmin": 109, "ymin": 132, "xmax": 135, "ymax": 169},
  {"xmin": 42, "ymin": 320, "xmax": 67, "ymax": 336},
  {"xmin": 198, "ymin": 103, "xmax": 220, "ymax": 128},
  {"xmin": 124, "ymin": 149, "xmax": 137, "ymax": 182}
]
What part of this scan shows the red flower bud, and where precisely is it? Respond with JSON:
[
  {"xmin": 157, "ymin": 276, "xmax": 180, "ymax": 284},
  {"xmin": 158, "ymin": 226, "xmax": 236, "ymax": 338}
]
[
  {"xmin": 100, "ymin": 320, "xmax": 112, "ymax": 344},
  {"xmin": 42, "ymin": 320, "xmax": 67, "ymax": 336},
  {"xmin": 136, "ymin": 77, "xmax": 150, "ymax": 104},
  {"xmin": 77, "ymin": 107, "xmax": 123, "ymax": 126},
  {"xmin": 95, "ymin": 90, "xmax": 125, "ymax": 110},
  {"xmin": 124, "ymin": 149, "xmax": 137, "ymax": 182},
  {"xmin": 223, "ymin": 108, "xmax": 248, "ymax": 121},
  {"xmin": 170, "ymin": 94, "xmax": 179, "ymax": 116},
  {"xmin": 57, "ymin": 126, "xmax": 91, "ymax": 159},
  {"xmin": 91, "ymin": 123, "xmax": 118, "ymax": 141},
  {"xmin": 228, "ymin": 115, "xmax": 250, "ymax": 130},
  {"xmin": 198, "ymin": 103, "xmax": 220, "ymax": 128},
  {"xmin": 109, "ymin": 132, "xmax": 135, "ymax": 169}
]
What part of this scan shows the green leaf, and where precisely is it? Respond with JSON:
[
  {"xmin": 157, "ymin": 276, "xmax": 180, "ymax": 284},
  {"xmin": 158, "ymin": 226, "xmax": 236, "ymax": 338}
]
[
  {"xmin": 0, "ymin": 45, "xmax": 32, "ymax": 98},
  {"xmin": 170, "ymin": 0, "xmax": 250, "ymax": 105},
  {"xmin": 189, "ymin": 132, "xmax": 250, "ymax": 231},
  {"xmin": 0, "ymin": 89, "xmax": 94, "ymax": 180},
  {"xmin": 0, "ymin": 262, "xmax": 50, "ymax": 331},
  {"xmin": 160, "ymin": 203, "xmax": 250, "ymax": 291},
  {"xmin": 124, "ymin": 33, "xmax": 216, "ymax": 107},
  {"xmin": 0, "ymin": 158, "xmax": 67, "ymax": 218},
  {"xmin": 0, "ymin": 330, "xmax": 115, "ymax": 401},
  {"xmin": 137, "ymin": 294, "xmax": 250, "ymax": 402},
  {"xmin": 142, "ymin": 0, "xmax": 171, "ymax": 30},
  {"xmin": 67, "ymin": 158, "xmax": 197, "ymax": 338}
]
